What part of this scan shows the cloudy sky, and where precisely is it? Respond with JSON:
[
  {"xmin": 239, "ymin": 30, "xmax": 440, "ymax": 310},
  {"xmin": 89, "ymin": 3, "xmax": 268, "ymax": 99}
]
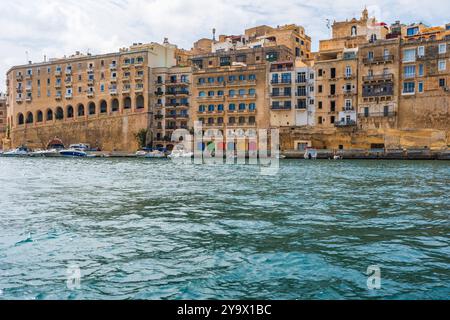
[{"xmin": 0, "ymin": 0, "xmax": 448, "ymax": 90}]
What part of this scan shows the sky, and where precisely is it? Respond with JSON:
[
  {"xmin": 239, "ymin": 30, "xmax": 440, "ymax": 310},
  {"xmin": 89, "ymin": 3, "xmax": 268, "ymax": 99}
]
[{"xmin": 0, "ymin": 0, "xmax": 448, "ymax": 90}]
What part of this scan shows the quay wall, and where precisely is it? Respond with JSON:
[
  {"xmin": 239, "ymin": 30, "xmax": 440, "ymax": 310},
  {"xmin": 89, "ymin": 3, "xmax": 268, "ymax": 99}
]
[{"xmin": 10, "ymin": 112, "xmax": 150, "ymax": 152}]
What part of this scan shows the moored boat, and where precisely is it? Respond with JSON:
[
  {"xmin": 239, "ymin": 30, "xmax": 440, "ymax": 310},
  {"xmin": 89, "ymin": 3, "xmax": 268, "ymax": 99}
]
[
  {"xmin": 2, "ymin": 146, "xmax": 30, "ymax": 157},
  {"xmin": 59, "ymin": 149, "xmax": 87, "ymax": 157},
  {"xmin": 145, "ymin": 150, "xmax": 166, "ymax": 159}
]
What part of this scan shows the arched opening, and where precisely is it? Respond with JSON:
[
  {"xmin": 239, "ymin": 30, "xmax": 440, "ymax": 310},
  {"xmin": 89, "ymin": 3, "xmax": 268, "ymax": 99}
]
[
  {"xmin": 67, "ymin": 105, "xmax": 74, "ymax": 118},
  {"xmin": 89, "ymin": 102, "xmax": 96, "ymax": 115},
  {"xmin": 124, "ymin": 97, "xmax": 132, "ymax": 109},
  {"xmin": 37, "ymin": 110, "xmax": 43, "ymax": 123},
  {"xmin": 78, "ymin": 104, "xmax": 85, "ymax": 117},
  {"xmin": 100, "ymin": 100, "xmax": 107, "ymax": 114},
  {"xmin": 17, "ymin": 113, "xmax": 24, "ymax": 125},
  {"xmin": 55, "ymin": 107, "xmax": 64, "ymax": 120},
  {"xmin": 47, "ymin": 109, "xmax": 53, "ymax": 121},
  {"xmin": 351, "ymin": 26, "xmax": 357, "ymax": 36},
  {"xmin": 111, "ymin": 98, "xmax": 119, "ymax": 112},
  {"xmin": 26, "ymin": 112, "xmax": 34, "ymax": 124},
  {"xmin": 136, "ymin": 95, "xmax": 144, "ymax": 109}
]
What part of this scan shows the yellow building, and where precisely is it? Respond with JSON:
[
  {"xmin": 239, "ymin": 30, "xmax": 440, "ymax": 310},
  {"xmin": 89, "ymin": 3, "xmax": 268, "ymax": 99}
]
[
  {"xmin": 190, "ymin": 46, "xmax": 292, "ymax": 148},
  {"xmin": 6, "ymin": 42, "xmax": 178, "ymax": 151}
]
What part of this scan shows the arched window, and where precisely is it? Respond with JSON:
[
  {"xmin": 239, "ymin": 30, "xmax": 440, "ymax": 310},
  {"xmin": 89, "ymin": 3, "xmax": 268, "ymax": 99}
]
[
  {"xmin": 351, "ymin": 26, "xmax": 357, "ymax": 36},
  {"xmin": 111, "ymin": 99, "xmax": 119, "ymax": 112},
  {"xmin": 100, "ymin": 100, "xmax": 107, "ymax": 113},
  {"xmin": 89, "ymin": 102, "xmax": 96, "ymax": 115},
  {"xmin": 55, "ymin": 107, "xmax": 64, "ymax": 120},
  {"xmin": 17, "ymin": 113, "xmax": 24, "ymax": 125},
  {"xmin": 136, "ymin": 95, "xmax": 144, "ymax": 109},
  {"xmin": 249, "ymin": 116, "xmax": 256, "ymax": 124},
  {"xmin": 229, "ymin": 104, "xmax": 236, "ymax": 111},
  {"xmin": 67, "ymin": 105, "xmax": 74, "ymax": 118},
  {"xmin": 208, "ymin": 105, "xmax": 215, "ymax": 112},
  {"xmin": 239, "ymin": 116, "xmax": 245, "ymax": 124},
  {"xmin": 37, "ymin": 110, "xmax": 43, "ymax": 123},
  {"xmin": 26, "ymin": 112, "xmax": 34, "ymax": 124},
  {"xmin": 78, "ymin": 104, "xmax": 85, "ymax": 117},
  {"xmin": 249, "ymin": 103, "xmax": 256, "ymax": 111},
  {"xmin": 198, "ymin": 105, "xmax": 206, "ymax": 113},
  {"xmin": 47, "ymin": 109, "xmax": 53, "ymax": 121},
  {"xmin": 239, "ymin": 103, "xmax": 246, "ymax": 111},
  {"xmin": 124, "ymin": 97, "xmax": 132, "ymax": 109},
  {"xmin": 228, "ymin": 117, "xmax": 236, "ymax": 124}
]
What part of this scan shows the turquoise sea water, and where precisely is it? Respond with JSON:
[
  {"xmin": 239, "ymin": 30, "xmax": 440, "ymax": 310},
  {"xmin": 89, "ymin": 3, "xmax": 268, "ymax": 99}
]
[{"xmin": 0, "ymin": 158, "xmax": 449, "ymax": 300}]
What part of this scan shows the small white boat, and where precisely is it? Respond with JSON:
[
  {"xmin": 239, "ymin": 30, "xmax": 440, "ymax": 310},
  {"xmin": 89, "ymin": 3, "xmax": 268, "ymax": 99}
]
[
  {"xmin": 29, "ymin": 149, "xmax": 61, "ymax": 157},
  {"xmin": 59, "ymin": 148, "xmax": 87, "ymax": 157},
  {"xmin": 69, "ymin": 144, "xmax": 90, "ymax": 151},
  {"xmin": 3, "ymin": 146, "xmax": 30, "ymax": 157},
  {"xmin": 168, "ymin": 150, "xmax": 194, "ymax": 159},
  {"xmin": 145, "ymin": 151, "xmax": 166, "ymax": 159},
  {"xmin": 333, "ymin": 155, "xmax": 343, "ymax": 160},
  {"xmin": 136, "ymin": 150, "xmax": 148, "ymax": 157}
]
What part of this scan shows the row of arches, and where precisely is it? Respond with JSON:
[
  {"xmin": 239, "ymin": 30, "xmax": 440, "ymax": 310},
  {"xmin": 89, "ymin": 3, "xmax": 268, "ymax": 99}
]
[{"xmin": 16, "ymin": 96, "xmax": 145, "ymax": 125}]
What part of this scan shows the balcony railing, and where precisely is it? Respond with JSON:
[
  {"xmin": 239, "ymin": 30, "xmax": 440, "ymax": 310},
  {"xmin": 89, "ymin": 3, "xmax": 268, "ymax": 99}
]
[
  {"xmin": 359, "ymin": 112, "xmax": 397, "ymax": 118},
  {"xmin": 363, "ymin": 74, "xmax": 394, "ymax": 82},
  {"xmin": 363, "ymin": 55, "xmax": 394, "ymax": 64},
  {"xmin": 271, "ymin": 80, "xmax": 292, "ymax": 85},
  {"xmin": 271, "ymin": 105, "xmax": 292, "ymax": 110},
  {"xmin": 270, "ymin": 93, "xmax": 292, "ymax": 97},
  {"xmin": 335, "ymin": 120, "xmax": 356, "ymax": 127}
]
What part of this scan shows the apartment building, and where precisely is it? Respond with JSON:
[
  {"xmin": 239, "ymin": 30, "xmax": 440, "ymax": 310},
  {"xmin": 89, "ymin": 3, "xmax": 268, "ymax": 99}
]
[
  {"xmin": 6, "ymin": 42, "xmax": 177, "ymax": 151},
  {"xmin": 269, "ymin": 60, "xmax": 315, "ymax": 127},
  {"xmin": 358, "ymin": 38, "xmax": 401, "ymax": 130},
  {"xmin": 212, "ymin": 24, "xmax": 312, "ymax": 59},
  {"xmin": 191, "ymin": 46, "xmax": 292, "ymax": 149},
  {"xmin": 315, "ymin": 8, "xmax": 389, "ymax": 129},
  {"xmin": 398, "ymin": 24, "xmax": 450, "ymax": 130},
  {"xmin": 152, "ymin": 66, "xmax": 192, "ymax": 149}
]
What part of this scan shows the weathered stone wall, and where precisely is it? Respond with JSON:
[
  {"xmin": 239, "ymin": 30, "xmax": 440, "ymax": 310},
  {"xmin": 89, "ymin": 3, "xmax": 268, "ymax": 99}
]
[{"xmin": 10, "ymin": 112, "xmax": 149, "ymax": 152}]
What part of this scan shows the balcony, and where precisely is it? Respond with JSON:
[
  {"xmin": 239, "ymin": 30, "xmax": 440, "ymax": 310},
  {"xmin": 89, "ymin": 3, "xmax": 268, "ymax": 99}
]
[
  {"xmin": 26, "ymin": 86, "xmax": 32, "ymax": 92},
  {"xmin": 87, "ymin": 79, "xmax": 95, "ymax": 86},
  {"xmin": 363, "ymin": 74, "xmax": 394, "ymax": 82},
  {"xmin": 135, "ymin": 86, "xmax": 144, "ymax": 93},
  {"xmin": 65, "ymin": 80, "xmax": 72, "ymax": 87},
  {"xmin": 65, "ymin": 69, "xmax": 72, "ymax": 75},
  {"xmin": 55, "ymin": 94, "xmax": 62, "ymax": 101},
  {"xmin": 16, "ymin": 97, "xmax": 23, "ymax": 103},
  {"xmin": 16, "ymin": 87, "xmax": 23, "ymax": 93},
  {"xmin": 296, "ymin": 105, "xmax": 307, "ymax": 110},
  {"xmin": 26, "ymin": 96, "xmax": 32, "ymax": 102},
  {"xmin": 359, "ymin": 112, "xmax": 397, "ymax": 118},
  {"xmin": 197, "ymin": 95, "xmax": 225, "ymax": 102},
  {"xmin": 270, "ymin": 80, "xmax": 292, "ymax": 85},
  {"xmin": 110, "ymin": 64, "xmax": 117, "ymax": 70},
  {"xmin": 270, "ymin": 93, "xmax": 292, "ymax": 98},
  {"xmin": 271, "ymin": 105, "xmax": 292, "ymax": 110},
  {"xmin": 25, "ymin": 74, "xmax": 32, "ymax": 80},
  {"xmin": 55, "ymin": 83, "xmax": 62, "ymax": 89},
  {"xmin": 87, "ymin": 68, "xmax": 95, "ymax": 74},
  {"xmin": 166, "ymin": 80, "xmax": 190, "ymax": 86},
  {"xmin": 134, "ymin": 60, "xmax": 144, "ymax": 68},
  {"xmin": 122, "ymin": 63, "xmax": 131, "ymax": 70},
  {"xmin": 335, "ymin": 120, "xmax": 357, "ymax": 127},
  {"xmin": 122, "ymin": 87, "xmax": 131, "ymax": 94},
  {"xmin": 363, "ymin": 55, "xmax": 394, "ymax": 65},
  {"xmin": 65, "ymin": 94, "xmax": 73, "ymax": 99},
  {"xmin": 227, "ymin": 80, "xmax": 256, "ymax": 87},
  {"xmin": 110, "ymin": 77, "xmax": 118, "ymax": 83},
  {"xmin": 197, "ymin": 81, "xmax": 226, "ymax": 88},
  {"xmin": 55, "ymin": 70, "xmax": 62, "ymax": 77},
  {"xmin": 87, "ymin": 91, "xmax": 95, "ymax": 98},
  {"xmin": 16, "ymin": 75, "xmax": 23, "ymax": 81},
  {"xmin": 110, "ymin": 88, "xmax": 118, "ymax": 95},
  {"xmin": 343, "ymin": 89, "xmax": 356, "ymax": 96},
  {"xmin": 166, "ymin": 90, "xmax": 190, "ymax": 96},
  {"xmin": 228, "ymin": 94, "xmax": 256, "ymax": 100},
  {"xmin": 344, "ymin": 74, "xmax": 355, "ymax": 80}
]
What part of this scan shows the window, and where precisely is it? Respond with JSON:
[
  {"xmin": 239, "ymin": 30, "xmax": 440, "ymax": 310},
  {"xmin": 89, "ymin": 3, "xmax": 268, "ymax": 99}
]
[
  {"xmin": 439, "ymin": 43, "xmax": 447, "ymax": 54},
  {"xmin": 217, "ymin": 76, "xmax": 224, "ymax": 83},
  {"xmin": 249, "ymin": 103, "xmax": 256, "ymax": 111},
  {"xmin": 330, "ymin": 68, "xmax": 336, "ymax": 79},
  {"xmin": 417, "ymin": 46, "xmax": 425, "ymax": 57},
  {"xmin": 403, "ymin": 49, "xmax": 416, "ymax": 63},
  {"xmin": 239, "ymin": 103, "xmax": 246, "ymax": 111},
  {"xmin": 403, "ymin": 82, "xmax": 415, "ymax": 94},
  {"xmin": 318, "ymin": 69, "xmax": 323, "ymax": 77},
  {"xmin": 318, "ymin": 101, "xmax": 322, "ymax": 109},
  {"xmin": 218, "ymin": 104, "xmax": 224, "ymax": 112},
  {"xmin": 345, "ymin": 99, "xmax": 352, "ymax": 110},
  {"xmin": 220, "ymin": 56, "xmax": 231, "ymax": 66},
  {"xmin": 418, "ymin": 64, "xmax": 424, "ymax": 77},
  {"xmin": 418, "ymin": 81, "xmax": 424, "ymax": 93},
  {"xmin": 208, "ymin": 105, "xmax": 215, "ymax": 112},
  {"xmin": 438, "ymin": 60, "xmax": 446, "ymax": 71},
  {"xmin": 238, "ymin": 89, "xmax": 246, "ymax": 96},
  {"xmin": 249, "ymin": 89, "xmax": 256, "ymax": 96},
  {"xmin": 199, "ymin": 91, "xmax": 206, "ymax": 97},
  {"xmin": 330, "ymin": 84, "xmax": 336, "ymax": 95},
  {"xmin": 208, "ymin": 77, "xmax": 214, "ymax": 83},
  {"xmin": 229, "ymin": 90, "xmax": 236, "ymax": 97},
  {"xmin": 404, "ymin": 65, "xmax": 416, "ymax": 78},
  {"xmin": 383, "ymin": 106, "xmax": 390, "ymax": 117},
  {"xmin": 330, "ymin": 101, "xmax": 336, "ymax": 112},
  {"xmin": 345, "ymin": 66, "xmax": 352, "ymax": 78},
  {"xmin": 208, "ymin": 91, "xmax": 214, "ymax": 97},
  {"xmin": 198, "ymin": 105, "xmax": 206, "ymax": 112},
  {"xmin": 249, "ymin": 74, "xmax": 256, "ymax": 81},
  {"xmin": 439, "ymin": 78, "xmax": 446, "ymax": 87},
  {"xmin": 239, "ymin": 75, "xmax": 246, "ymax": 81},
  {"xmin": 407, "ymin": 27, "xmax": 419, "ymax": 36},
  {"xmin": 229, "ymin": 104, "xmax": 236, "ymax": 111},
  {"xmin": 217, "ymin": 90, "xmax": 224, "ymax": 96},
  {"xmin": 368, "ymin": 51, "xmax": 374, "ymax": 61},
  {"xmin": 351, "ymin": 26, "xmax": 357, "ymax": 36},
  {"xmin": 229, "ymin": 75, "xmax": 236, "ymax": 82},
  {"xmin": 318, "ymin": 85, "xmax": 323, "ymax": 93}
]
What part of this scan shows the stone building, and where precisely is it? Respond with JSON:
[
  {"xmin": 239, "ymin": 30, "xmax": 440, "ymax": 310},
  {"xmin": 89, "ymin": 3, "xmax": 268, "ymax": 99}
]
[
  {"xmin": 152, "ymin": 66, "xmax": 192, "ymax": 149},
  {"xmin": 190, "ymin": 46, "xmax": 292, "ymax": 148},
  {"xmin": 6, "ymin": 42, "xmax": 178, "ymax": 151},
  {"xmin": 358, "ymin": 38, "xmax": 401, "ymax": 130},
  {"xmin": 315, "ymin": 8, "xmax": 389, "ymax": 130}
]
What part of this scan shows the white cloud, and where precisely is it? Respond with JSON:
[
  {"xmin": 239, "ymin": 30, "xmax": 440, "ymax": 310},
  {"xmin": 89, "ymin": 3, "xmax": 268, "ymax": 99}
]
[{"xmin": 0, "ymin": 0, "xmax": 448, "ymax": 90}]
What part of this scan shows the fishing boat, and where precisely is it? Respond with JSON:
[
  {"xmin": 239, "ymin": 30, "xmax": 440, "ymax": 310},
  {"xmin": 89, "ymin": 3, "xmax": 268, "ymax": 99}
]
[{"xmin": 2, "ymin": 146, "xmax": 30, "ymax": 157}]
